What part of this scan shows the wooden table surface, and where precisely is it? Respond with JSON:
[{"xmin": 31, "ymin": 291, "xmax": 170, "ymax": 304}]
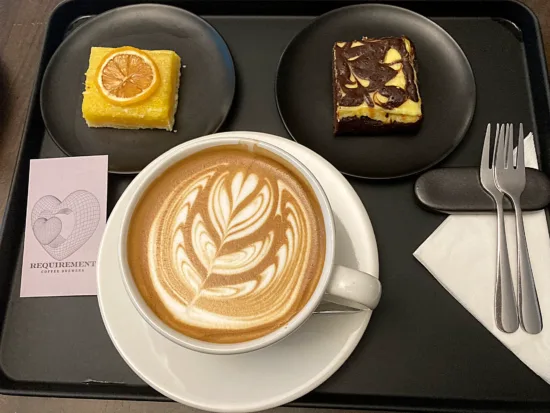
[{"xmin": 0, "ymin": 0, "xmax": 549, "ymax": 412}]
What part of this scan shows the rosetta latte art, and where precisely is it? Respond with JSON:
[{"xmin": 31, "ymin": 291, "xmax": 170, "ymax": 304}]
[{"xmin": 127, "ymin": 147, "xmax": 326, "ymax": 343}]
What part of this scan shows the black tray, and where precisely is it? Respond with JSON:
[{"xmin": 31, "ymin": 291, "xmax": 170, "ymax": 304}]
[{"xmin": 1, "ymin": 0, "xmax": 550, "ymax": 411}]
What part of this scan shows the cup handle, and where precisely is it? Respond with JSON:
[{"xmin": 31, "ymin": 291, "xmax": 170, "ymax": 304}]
[{"xmin": 324, "ymin": 265, "xmax": 382, "ymax": 310}]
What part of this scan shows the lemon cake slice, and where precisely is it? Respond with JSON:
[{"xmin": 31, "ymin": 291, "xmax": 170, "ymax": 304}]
[
  {"xmin": 82, "ymin": 46, "xmax": 181, "ymax": 131},
  {"xmin": 332, "ymin": 36, "xmax": 422, "ymax": 135}
]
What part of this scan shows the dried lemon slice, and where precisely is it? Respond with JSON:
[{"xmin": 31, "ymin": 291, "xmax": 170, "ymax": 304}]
[{"xmin": 96, "ymin": 46, "xmax": 159, "ymax": 106}]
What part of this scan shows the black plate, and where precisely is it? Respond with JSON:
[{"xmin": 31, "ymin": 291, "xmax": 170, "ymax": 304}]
[
  {"xmin": 40, "ymin": 3, "xmax": 235, "ymax": 174},
  {"xmin": 276, "ymin": 4, "xmax": 476, "ymax": 179}
]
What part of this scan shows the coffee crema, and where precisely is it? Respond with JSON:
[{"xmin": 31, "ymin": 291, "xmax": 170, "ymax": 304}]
[{"xmin": 127, "ymin": 145, "xmax": 326, "ymax": 344}]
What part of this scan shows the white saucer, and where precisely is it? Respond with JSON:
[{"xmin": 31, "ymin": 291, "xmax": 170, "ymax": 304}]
[{"xmin": 97, "ymin": 132, "xmax": 379, "ymax": 413}]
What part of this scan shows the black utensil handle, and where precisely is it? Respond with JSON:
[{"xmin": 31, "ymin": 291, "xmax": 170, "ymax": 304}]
[{"xmin": 414, "ymin": 167, "xmax": 550, "ymax": 213}]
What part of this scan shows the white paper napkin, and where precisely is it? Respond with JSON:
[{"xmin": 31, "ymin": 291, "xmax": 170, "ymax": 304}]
[{"xmin": 414, "ymin": 133, "xmax": 550, "ymax": 384}]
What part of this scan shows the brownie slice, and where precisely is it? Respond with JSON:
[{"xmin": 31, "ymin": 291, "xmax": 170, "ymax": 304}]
[{"xmin": 332, "ymin": 36, "xmax": 423, "ymax": 135}]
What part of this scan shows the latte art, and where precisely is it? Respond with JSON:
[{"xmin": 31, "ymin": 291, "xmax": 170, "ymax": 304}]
[{"xmin": 127, "ymin": 146, "xmax": 326, "ymax": 343}]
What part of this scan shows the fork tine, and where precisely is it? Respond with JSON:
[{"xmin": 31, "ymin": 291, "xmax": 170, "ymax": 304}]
[
  {"xmin": 495, "ymin": 123, "xmax": 506, "ymax": 169},
  {"xmin": 505, "ymin": 123, "xmax": 514, "ymax": 169},
  {"xmin": 492, "ymin": 123, "xmax": 500, "ymax": 167},
  {"xmin": 482, "ymin": 123, "xmax": 492, "ymax": 168},
  {"xmin": 517, "ymin": 123, "xmax": 525, "ymax": 170}
]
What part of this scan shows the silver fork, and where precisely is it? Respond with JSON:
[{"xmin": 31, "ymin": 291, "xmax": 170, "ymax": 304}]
[
  {"xmin": 494, "ymin": 123, "xmax": 543, "ymax": 334},
  {"xmin": 480, "ymin": 124, "xmax": 519, "ymax": 333}
]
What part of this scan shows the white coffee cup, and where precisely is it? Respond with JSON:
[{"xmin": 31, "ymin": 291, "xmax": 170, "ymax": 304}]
[{"xmin": 118, "ymin": 133, "xmax": 381, "ymax": 355}]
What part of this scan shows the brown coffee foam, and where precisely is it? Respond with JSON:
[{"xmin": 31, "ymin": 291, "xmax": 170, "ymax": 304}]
[{"xmin": 127, "ymin": 145, "xmax": 326, "ymax": 344}]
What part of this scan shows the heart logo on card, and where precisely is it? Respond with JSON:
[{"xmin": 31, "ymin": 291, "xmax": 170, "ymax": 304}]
[
  {"xmin": 33, "ymin": 217, "xmax": 63, "ymax": 245},
  {"xmin": 31, "ymin": 190, "xmax": 100, "ymax": 261}
]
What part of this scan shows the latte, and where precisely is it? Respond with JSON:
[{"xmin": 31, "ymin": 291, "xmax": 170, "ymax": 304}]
[{"xmin": 127, "ymin": 145, "xmax": 326, "ymax": 344}]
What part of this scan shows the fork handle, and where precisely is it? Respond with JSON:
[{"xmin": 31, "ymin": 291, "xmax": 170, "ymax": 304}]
[
  {"xmin": 512, "ymin": 197, "xmax": 543, "ymax": 334},
  {"xmin": 495, "ymin": 199, "xmax": 519, "ymax": 333}
]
